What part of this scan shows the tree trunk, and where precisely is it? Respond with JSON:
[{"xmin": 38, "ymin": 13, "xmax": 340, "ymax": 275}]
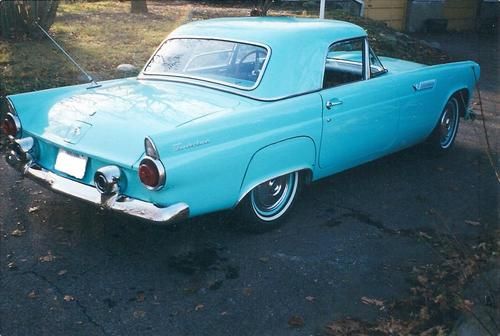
[
  {"xmin": 0, "ymin": 0, "xmax": 60, "ymax": 40},
  {"xmin": 131, "ymin": 0, "xmax": 148, "ymax": 14},
  {"xmin": 250, "ymin": 0, "xmax": 275, "ymax": 17}
]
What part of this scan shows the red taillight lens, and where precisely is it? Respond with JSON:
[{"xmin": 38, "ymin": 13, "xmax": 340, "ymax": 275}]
[
  {"xmin": 139, "ymin": 158, "xmax": 165, "ymax": 190},
  {"xmin": 139, "ymin": 160, "xmax": 159, "ymax": 187},
  {"xmin": 1, "ymin": 114, "xmax": 18, "ymax": 137}
]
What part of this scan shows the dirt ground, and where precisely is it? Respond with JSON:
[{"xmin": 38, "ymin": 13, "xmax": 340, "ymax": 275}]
[{"xmin": 0, "ymin": 22, "xmax": 498, "ymax": 336}]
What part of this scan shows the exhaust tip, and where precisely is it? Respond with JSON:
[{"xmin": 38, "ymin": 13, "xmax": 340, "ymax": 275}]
[{"xmin": 94, "ymin": 166, "xmax": 122, "ymax": 195}]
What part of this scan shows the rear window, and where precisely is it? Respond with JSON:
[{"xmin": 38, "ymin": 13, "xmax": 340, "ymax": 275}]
[{"xmin": 143, "ymin": 38, "xmax": 269, "ymax": 90}]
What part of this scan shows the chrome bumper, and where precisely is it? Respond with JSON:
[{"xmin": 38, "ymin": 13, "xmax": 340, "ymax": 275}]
[
  {"xmin": 4, "ymin": 142, "xmax": 189, "ymax": 224},
  {"xmin": 27, "ymin": 164, "xmax": 188, "ymax": 223}
]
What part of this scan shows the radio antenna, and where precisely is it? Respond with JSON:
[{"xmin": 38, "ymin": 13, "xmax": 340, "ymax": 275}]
[{"xmin": 35, "ymin": 22, "xmax": 101, "ymax": 89}]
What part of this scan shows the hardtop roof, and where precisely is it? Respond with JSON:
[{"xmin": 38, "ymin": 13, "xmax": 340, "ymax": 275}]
[
  {"xmin": 170, "ymin": 17, "xmax": 367, "ymax": 47},
  {"xmin": 147, "ymin": 17, "xmax": 368, "ymax": 100}
]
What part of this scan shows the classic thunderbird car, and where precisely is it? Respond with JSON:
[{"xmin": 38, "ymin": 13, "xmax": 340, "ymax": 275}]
[{"xmin": 1, "ymin": 17, "xmax": 479, "ymax": 231}]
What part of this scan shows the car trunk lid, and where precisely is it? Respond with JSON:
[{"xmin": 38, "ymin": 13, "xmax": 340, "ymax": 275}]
[{"xmin": 11, "ymin": 79, "xmax": 249, "ymax": 167}]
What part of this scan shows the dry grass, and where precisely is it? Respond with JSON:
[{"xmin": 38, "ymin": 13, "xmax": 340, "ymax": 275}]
[
  {"xmin": 0, "ymin": 1, "xmax": 189, "ymax": 94},
  {"xmin": 0, "ymin": 1, "xmax": 448, "ymax": 95}
]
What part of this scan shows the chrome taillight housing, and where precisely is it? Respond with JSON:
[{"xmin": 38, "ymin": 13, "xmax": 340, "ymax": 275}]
[
  {"xmin": 1, "ymin": 113, "xmax": 21, "ymax": 138},
  {"xmin": 139, "ymin": 157, "xmax": 165, "ymax": 190},
  {"xmin": 139, "ymin": 137, "xmax": 165, "ymax": 190}
]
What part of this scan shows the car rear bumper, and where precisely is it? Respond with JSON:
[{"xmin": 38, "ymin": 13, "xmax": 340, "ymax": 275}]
[{"xmin": 4, "ymin": 139, "xmax": 189, "ymax": 224}]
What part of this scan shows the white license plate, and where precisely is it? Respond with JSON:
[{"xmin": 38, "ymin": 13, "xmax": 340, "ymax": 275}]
[{"xmin": 54, "ymin": 149, "xmax": 88, "ymax": 179}]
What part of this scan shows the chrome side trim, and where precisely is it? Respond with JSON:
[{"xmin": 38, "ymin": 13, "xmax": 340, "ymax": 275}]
[
  {"xmin": 137, "ymin": 76, "xmax": 321, "ymax": 103},
  {"xmin": 413, "ymin": 80, "xmax": 436, "ymax": 91}
]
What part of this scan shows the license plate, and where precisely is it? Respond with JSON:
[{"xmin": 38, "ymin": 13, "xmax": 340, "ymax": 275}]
[{"xmin": 54, "ymin": 149, "xmax": 88, "ymax": 179}]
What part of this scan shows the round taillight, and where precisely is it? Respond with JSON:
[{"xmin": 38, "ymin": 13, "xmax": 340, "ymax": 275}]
[
  {"xmin": 138, "ymin": 158, "xmax": 165, "ymax": 190},
  {"xmin": 1, "ymin": 114, "xmax": 19, "ymax": 138}
]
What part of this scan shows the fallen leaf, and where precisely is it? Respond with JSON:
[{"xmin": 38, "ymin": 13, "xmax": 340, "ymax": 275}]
[
  {"xmin": 288, "ymin": 315, "xmax": 305, "ymax": 327},
  {"xmin": 361, "ymin": 296, "xmax": 385, "ymax": 309},
  {"xmin": 136, "ymin": 291, "xmax": 145, "ymax": 302},
  {"xmin": 195, "ymin": 304, "xmax": 204, "ymax": 311},
  {"xmin": 64, "ymin": 295, "xmax": 75, "ymax": 302},
  {"xmin": 28, "ymin": 206, "xmax": 40, "ymax": 213},
  {"xmin": 7, "ymin": 261, "xmax": 17, "ymax": 270},
  {"xmin": 417, "ymin": 275, "xmax": 428, "ymax": 285},
  {"xmin": 465, "ymin": 220, "xmax": 480, "ymax": 227},
  {"xmin": 133, "ymin": 310, "xmax": 145, "ymax": 318},
  {"xmin": 242, "ymin": 287, "xmax": 253, "ymax": 296},
  {"xmin": 27, "ymin": 290, "xmax": 39, "ymax": 299},
  {"xmin": 39, "ymin": 251, "xmax": 55, "ymax": 262},
  {"xmin": 419, "ymin": 306, "xmax": 430, "ymax": 320},
  {"xmin": 305, "ymin": 296, "xmax": 315, "ymax": 302},
  {"xmin": 462, "ymin": 299, "xmax": 474, "ymax": 310},
  {"xmin": 57, "ymin": 269, "xmax": 67, "ymax": 276},
  {"xmin": 419, "ymin": 231, "xmax": 432, "ymax": 240},
  {"xmin": 10, "ymin": 228, "xmax": 25, "ymax": 237}
]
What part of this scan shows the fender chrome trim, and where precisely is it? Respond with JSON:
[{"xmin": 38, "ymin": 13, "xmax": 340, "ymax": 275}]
[{"xmin": 15, "ymin": 162, "xmax": 189, "ymax": 224}]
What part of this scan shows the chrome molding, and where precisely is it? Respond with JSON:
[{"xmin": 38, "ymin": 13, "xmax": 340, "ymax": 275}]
[
  {"xmin": 413, "ymin": 79, "xmax": 436, "ymax": 91},
  {"xmin": 6, "ymin": 98, "xmax": 16, "ymax": 114},
  {"xmin": 363, "ymin": 38, "xmax": 371, "ymax": 80},
  {"xmin": 4, "ymin": 113, "xmax": 22, "ymax": 138},
  {"xmin": 144, "ymin": 136, "xmax": 160, "ymax": 160}
]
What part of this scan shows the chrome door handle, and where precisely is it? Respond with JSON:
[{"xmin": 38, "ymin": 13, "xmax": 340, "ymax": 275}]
[{"xmin": 326, "ymin": 99, "xmax": 343, "ymax": 109}]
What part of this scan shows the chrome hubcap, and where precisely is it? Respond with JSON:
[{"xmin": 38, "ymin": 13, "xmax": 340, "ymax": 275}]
[
  {"xmin": 440, "ymin": 98, "xmax": 459, "ymax": 149},
  {"xmin": 250, "ymin": 172, "xmax": 298, "ymax": 222},
  {"xmin": 253, "ymin": 176, "xmax": 289, "ymax": 212}
]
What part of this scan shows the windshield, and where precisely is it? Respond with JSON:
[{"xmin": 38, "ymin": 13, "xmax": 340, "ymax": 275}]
[{"xmin": 143, "ymin": 38, "xmax": 269, "ymax": 90}]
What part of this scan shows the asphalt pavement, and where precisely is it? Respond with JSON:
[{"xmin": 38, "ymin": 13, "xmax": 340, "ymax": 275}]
[{"xmin": 0, "ymin": 32, "xmax": 498, "ymax": 336}]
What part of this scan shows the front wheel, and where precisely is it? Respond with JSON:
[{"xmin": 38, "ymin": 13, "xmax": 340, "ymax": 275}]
[
  {"xmin": 426, "ymin": 96, "xmax": 461, "ymax": 154},
  {"xmin": 238, "ymin": 171, "xmax": 300, "ymax": 233}
]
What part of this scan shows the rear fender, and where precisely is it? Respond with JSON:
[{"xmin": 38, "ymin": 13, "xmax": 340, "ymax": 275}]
[{"xmin": 237, "ymin": 137, "xmax": 316, "ymax": 205}]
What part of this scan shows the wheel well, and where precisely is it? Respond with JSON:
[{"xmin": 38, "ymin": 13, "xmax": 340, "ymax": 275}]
[
  {"xmin": 453, "ymin": 89, "xmax": 469, "ymax": 117},
  {"xmin": 300, "ymin": 168, "xmax": 313, "ymax": 185}
]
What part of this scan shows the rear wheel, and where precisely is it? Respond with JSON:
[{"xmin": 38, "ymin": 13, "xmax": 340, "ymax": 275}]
[
  {"xmin": 238, "ymin": 171, "xmax": 300, "ymax": 233},
  {"xmin": 427, "ymin": 96, "xmax": 461, "ymax": 154}
]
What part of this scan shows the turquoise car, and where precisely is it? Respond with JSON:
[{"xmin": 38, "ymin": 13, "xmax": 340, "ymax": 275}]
[{"xmin": 1, "ymin": 17, "xmax": 480, "ymax": 232}]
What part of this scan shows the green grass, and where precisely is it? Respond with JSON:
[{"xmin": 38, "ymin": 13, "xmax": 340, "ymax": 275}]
[{"xmin": 0, "ymin": 1, "xmax": 189, "ymax": 94}]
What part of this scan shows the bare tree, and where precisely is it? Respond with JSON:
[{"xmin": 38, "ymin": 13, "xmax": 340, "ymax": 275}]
[
  {"xmin": 131, "ymin": 0, "xmax": 148, "ymax": 14},
  {"xmin": 250, "ymin": 0, "xmax": 275, "ymax": 17}
]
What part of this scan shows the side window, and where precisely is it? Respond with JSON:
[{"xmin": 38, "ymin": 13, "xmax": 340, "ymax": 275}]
[{"xmin": 323, "ymin": 39, "xmax": 364, "ymax": 89}]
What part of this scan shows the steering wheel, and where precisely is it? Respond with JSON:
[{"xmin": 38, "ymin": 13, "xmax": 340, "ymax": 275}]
[{"xmin": 235, "ymin": 50, "xmax": 263, "ymax": 80}]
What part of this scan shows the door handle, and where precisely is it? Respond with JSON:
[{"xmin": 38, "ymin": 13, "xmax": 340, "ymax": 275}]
[{"xmin": 326, "ymin": 99, "xmax": 343, "ymax": 109}]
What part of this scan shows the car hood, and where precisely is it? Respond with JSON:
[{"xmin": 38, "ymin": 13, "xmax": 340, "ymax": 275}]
[{"xmin": 10, "ymin": 78, "xmax": 249, "ymax": 167}]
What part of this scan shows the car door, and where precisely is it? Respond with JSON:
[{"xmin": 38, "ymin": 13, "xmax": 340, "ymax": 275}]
[{"xmin": 319, "ymin": 38, "xmax": 399, "ymax": 173}]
